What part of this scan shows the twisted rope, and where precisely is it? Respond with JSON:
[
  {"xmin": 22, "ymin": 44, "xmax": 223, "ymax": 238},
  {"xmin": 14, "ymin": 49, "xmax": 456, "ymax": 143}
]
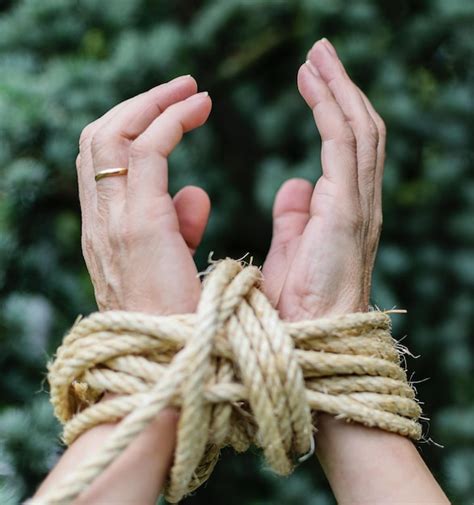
[{"xmin": 38, "ymin": 259, "xmax": 421, "ymax": 504}]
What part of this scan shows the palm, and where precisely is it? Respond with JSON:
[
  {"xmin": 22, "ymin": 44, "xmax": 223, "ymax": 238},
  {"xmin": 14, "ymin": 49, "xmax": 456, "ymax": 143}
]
[{"xmin": 262, "ymin": 177, "xmax": 366, "ymax": 321}]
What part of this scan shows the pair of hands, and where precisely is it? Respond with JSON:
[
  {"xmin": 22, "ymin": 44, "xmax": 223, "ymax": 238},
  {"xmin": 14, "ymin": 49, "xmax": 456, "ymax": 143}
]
[
  {"xmin": 36, "ymin": 38, "xmax": 450, "ymax": 505},
  {"xmin": 77, "ymin": 38, "xmax": 384, "ymax": 322}
]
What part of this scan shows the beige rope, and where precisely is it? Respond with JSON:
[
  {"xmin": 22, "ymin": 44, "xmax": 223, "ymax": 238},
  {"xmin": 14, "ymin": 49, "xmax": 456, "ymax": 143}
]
[{"xmin": 36, "ymin": 259, "xmax": 422, "ymax": 504}]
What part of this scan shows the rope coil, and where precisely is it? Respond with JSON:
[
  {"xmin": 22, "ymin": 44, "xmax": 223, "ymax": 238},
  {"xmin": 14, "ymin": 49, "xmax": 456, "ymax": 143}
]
[{"xmin": 41, "ymin": 259, "xmax": 421, "ymax": 504}]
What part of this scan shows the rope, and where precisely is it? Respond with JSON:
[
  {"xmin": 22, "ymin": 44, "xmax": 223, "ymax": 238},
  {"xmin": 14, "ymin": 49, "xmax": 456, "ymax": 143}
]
[{"xmin": 37, "ymin": 259, "xmax": 422, "ymax": 504}]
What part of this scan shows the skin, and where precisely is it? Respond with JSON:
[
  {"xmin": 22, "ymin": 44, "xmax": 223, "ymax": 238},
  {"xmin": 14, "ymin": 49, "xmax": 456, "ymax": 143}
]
[{"xmin": 33, "ymin": 39, "xmax": 449, "ymax": 504}]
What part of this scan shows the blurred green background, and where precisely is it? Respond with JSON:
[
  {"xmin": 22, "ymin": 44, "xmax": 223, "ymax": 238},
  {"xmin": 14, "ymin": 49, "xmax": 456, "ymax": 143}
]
[{"xmin": 0, "ymin": 0, "xmax": 473, "ymax": 503}]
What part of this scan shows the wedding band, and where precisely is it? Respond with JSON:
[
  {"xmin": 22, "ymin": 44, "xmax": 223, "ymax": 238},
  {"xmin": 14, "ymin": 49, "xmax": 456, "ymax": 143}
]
[{"xmin": 94, "ymin": 167, "xmax": 128, "ymax": 182}]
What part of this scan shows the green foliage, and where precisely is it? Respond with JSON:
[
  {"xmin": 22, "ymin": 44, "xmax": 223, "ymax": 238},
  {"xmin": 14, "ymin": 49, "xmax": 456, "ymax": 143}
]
[{"xmin": 0, "ymin": 0, "xmax": 473, "ymax": 503}]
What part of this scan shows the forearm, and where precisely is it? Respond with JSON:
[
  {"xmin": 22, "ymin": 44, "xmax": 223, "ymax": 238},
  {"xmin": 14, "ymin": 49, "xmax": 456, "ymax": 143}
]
[
  {"xmin": 316, "ymin": 414, "xmax": 449, "ymax": 504},
  {"xmin": 33, "ymin": 409, "xmax": 177, "ymax": 504}
]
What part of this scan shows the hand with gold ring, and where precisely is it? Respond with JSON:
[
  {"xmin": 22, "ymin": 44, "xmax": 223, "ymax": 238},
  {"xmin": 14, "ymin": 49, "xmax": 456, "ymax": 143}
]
[{"xmin": 77, "ymin": 75, "xmax": 211, "ymax": 315}]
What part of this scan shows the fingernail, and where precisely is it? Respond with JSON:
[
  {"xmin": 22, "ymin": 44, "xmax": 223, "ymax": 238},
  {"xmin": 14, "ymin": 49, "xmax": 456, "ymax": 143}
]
[
  {"xmin": 186, "ymin": 91, "xmax": 209, "ymax": 101},
  {"xmin": 170, "ymin": 74, "xmax": 192, "ymax": 83},
  {"xmin": 321, "ymin": 38, "xmax": 337, "ymax": 56},
  {"xmin": 305, "ymin": 59, "xmax": 320, "ymax": 77}
]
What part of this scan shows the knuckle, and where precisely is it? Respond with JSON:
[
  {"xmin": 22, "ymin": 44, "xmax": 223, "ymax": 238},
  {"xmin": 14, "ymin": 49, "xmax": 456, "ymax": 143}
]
[
  {"xmin": 358, "ymin": 145, "xmax": 377, "ymax": 174},
  {"xmin": 91, "ymin": 129, "xmax": 129, "ymax": 159},
  {"xmin": 374, "ymin": 210, "xmax": 383, "ymax": 233},
  {"xmin": 148, "ymin": 98, "xmax": 164, "ymax": 117},
  {"xmin": 81, "ymin": 232, "xmax": 95, "ymax": 259},
  {"xmin": 371, "ymin": 111, "xmax": 386, "ymax": 140},
  {"xmin": 367, "ymin": 120, "xmax": 379, "ymax": 145},
  {"xmin": 79, "ymin": 123, "xmax": 95, "ymax": 149},
  {"xmin": 356, "ymin": 119, "xmax": 378, "ymax": 149},
  {"xmin": 90, "ymin": 130, "xmax": 109, "ymax": 155},
  {"xmin": 378, "ymin": 118, "xmax": 387, "ymax": 141}
]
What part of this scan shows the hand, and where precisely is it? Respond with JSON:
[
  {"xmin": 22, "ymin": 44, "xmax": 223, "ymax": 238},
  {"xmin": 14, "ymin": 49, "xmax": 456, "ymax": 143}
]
[
  {"xmin": 263, "ymin": 38, "xmax": 385, "ymax": 321},
  {"xmin": 35, "ymin": 76, "xmax": 212, "ymax": 505},
  {"xmin": 77, "ymin": 75, "xmax": 212, "ymax": 314},
  {"xmin": 263, "ymin": 39, "xmax": 448, "ymax": 505}
]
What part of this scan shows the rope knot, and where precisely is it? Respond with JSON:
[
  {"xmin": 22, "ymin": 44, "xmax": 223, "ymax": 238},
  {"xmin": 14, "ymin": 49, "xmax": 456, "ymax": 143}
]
[
  {"xmin": 46, "ymin": 258, "xmax": 422, "ymax": 504},
  {"xmin": 168, "ymin": 259, "xmax": 313, "ymax": 500}
]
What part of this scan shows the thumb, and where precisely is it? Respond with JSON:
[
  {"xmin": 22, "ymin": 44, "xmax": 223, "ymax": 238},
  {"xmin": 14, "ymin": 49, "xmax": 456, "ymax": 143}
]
[
  {"xmin": 173, "ymin": 186, "xmax": 211, "ymax": 254},
  {"xmin": 271, "ymin": 178, "xmax": 313, "ymax": 249}
]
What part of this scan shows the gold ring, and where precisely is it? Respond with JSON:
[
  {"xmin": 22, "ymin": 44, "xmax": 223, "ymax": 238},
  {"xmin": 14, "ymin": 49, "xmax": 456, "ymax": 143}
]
[{"xmin": 94, "ymin": 167, "xmax": 129, "ymax": 182}]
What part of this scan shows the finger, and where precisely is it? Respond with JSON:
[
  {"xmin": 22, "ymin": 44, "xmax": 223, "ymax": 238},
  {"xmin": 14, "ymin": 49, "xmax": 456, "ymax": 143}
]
[
  {"xmin": 127, "ymin": 92, "xmax": 212, "ymax": 208},
  {"xmin": 92, "ymin": 76, "xmax": 198, "ymax": 214},
  {"xmin": 307, "ymin": 39, "xmax": 379, "ymax": 223},
  {"xmin": 297, "ymin": 61, "xmax": 359, "ymax": 217},
  {"xmin": 94, "ymin": 74, "xmax": 193, "ymax": 133},
  {"xmin": 92, "ymin": 75, "xmax": 197, "ymax": 172},
  {"xmin": 77, "ymin": 75, "xmax": 195, "ymax": 212},
  {"xmin": 263, "ymin": 178, "xmax": 313, "ymax": 307},
  {"xmin": 357, "ymin": 88, "xmax": 386, "ymax": 232},
  {"xmin": 173, "ymin": 186, "xmax": 211, "ymax": 254},
  {"xmin": 85, "ymin": 76, "xmax": 198, "ymax": 215}
]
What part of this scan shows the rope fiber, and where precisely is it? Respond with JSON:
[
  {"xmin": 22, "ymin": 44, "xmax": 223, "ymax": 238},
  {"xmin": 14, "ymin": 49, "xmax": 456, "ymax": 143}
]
[{"xmin": 38, "ymin": 259, "xmax": 421, "ymax": 504}]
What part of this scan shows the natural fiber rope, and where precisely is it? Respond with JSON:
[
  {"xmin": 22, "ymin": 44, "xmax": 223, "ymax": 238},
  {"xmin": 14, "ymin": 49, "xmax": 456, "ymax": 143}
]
[{"xmin": 35, "ymin": 259, "xmax": 421, "ymax": 504}]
